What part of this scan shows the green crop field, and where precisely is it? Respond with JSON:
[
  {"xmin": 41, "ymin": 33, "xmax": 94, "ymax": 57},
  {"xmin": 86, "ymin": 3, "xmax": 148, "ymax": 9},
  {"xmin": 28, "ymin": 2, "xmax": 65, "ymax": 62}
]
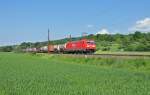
[{"xmin": 0, "ymin": 52, "xmax": 150, "ymax": 95}]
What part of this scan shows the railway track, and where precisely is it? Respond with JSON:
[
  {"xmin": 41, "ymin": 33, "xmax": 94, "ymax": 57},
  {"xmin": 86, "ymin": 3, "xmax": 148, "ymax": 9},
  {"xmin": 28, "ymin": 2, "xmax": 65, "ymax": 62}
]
[
  {"xmin": 94, "ymin": 53, "xmax": 150, "ymax": 57},
  {"xmin": 55, "ymin": 53, "xmax": 150, "ymax": 59}
]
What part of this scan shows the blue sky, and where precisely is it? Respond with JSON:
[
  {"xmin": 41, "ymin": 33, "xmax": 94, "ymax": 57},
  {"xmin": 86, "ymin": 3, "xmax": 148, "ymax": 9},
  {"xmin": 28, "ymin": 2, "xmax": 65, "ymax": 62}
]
[{"xmin": 0, "ymin": 0, "xmax": 150, "ymax": 46}]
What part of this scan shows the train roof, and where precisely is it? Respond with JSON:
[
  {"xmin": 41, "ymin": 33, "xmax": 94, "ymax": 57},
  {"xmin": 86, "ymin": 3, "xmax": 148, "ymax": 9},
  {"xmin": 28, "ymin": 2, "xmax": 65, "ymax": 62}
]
[{"xmin": 67, "ymin": 39, "xmax": 94, "ymax": 43}]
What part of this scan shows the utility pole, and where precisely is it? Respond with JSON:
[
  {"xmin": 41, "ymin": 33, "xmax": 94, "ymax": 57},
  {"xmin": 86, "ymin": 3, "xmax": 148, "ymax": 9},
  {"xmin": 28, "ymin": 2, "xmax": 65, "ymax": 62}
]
[
  {"xmin": 48, "ymin": 28, "xmax": 50, "ymax": 54},
  {"xmin": 69, "ymin": 34, "xmax": 72, "ymax": 42}
]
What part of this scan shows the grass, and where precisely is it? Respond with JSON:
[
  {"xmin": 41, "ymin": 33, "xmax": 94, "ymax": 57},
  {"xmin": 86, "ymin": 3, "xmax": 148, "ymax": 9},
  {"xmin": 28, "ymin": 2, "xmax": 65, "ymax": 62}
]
[{"xmin": 0, "ymin": 52, "xmax": 150, "ymax": 95}]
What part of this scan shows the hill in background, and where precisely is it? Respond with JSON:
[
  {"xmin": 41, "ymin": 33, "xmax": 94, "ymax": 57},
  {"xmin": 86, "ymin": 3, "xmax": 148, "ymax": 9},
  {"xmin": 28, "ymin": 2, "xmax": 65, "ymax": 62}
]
[{"xmin": 0, "ymin": 31, "xmax": 150, "ymax": 52}]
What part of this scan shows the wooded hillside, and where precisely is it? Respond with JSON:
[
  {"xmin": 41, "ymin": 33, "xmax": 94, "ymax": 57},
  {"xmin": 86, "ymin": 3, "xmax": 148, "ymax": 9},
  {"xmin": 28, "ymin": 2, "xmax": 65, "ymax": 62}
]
[{"xmin": 0, "ymin": 31, "xmax": 150, "ymax": 52}]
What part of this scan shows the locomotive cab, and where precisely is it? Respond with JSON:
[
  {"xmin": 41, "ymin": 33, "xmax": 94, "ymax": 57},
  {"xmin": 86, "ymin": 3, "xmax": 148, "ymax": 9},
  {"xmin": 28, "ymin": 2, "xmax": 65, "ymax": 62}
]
[{"xmin": 85, "ymin": 40, "xmax": 96, "ymax": 53}]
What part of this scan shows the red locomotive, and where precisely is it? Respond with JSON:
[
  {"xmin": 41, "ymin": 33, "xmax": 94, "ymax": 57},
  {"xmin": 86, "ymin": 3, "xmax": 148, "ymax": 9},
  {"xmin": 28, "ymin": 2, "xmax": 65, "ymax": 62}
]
[{"xmin": 64, "ymin": 39, "xmax": 96, "ymax": 53}]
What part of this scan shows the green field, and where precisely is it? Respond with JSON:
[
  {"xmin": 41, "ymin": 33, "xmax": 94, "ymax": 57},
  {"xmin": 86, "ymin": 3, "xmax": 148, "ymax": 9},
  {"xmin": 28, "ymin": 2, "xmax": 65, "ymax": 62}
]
[{"xmin": 0, "ymin": 52, "xmax": 150, "ymax": 95}]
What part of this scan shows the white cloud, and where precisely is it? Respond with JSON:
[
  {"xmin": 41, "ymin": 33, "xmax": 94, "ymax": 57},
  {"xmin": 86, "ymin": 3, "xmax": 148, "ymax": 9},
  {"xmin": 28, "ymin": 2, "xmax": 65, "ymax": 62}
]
[
  {"xmin": 96, "ymin": 28, "xmax": 110, "ymax": 35},
  {"xmin": 129, "ymin": 17, "xmax": 150, "ymax": 32}
]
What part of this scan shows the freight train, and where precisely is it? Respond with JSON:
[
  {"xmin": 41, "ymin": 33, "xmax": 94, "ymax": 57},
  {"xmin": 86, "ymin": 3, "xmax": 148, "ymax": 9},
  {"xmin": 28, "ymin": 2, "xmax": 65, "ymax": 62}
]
[{"xmin": 24, "ymin": 39, "xmax": 96, "ymax": 54}]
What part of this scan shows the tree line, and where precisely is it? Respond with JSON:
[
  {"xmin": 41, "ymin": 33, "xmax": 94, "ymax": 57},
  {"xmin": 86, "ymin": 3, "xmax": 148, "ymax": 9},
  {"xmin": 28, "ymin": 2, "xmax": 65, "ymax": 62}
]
[{"xmin": 0, "ymin": 31, "xmax": 150, "ymax": 52}]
